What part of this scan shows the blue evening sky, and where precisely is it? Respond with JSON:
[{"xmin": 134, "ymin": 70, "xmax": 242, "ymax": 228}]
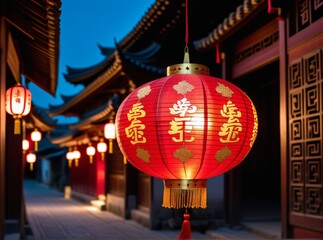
[{"xmin": 29, "ymin": 0, "xmax": 155, "ymax": 123}]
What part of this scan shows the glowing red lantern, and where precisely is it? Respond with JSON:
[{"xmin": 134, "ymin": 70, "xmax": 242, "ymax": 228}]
[
  {"xmin": 26, "ymin": 153, "xmax": 36, "ymax": 171},
  {"xmin": 86, "ymin": 143, "xmax": 96, "ymax": 164},
  {"xmin": 116, "ymin": 63, "xmax": 258, "ymax": 209},
  {"xmin": 5, "ymin": 84, "xmax": 32, "ymax": 134},
  {"xmin": 97, "ymin": 138, "xmax": 107, "ymax": 160},
  {"xmin": 104, "ymin": 121, "xmax": 116, "ymax": 154},
  {"xmin": 66, "ymin": 148, "xmax": 74, "ymax": 168},
  {"xmin": 31, "ymin": 128, "xmax": 42, "ymax": 151}
]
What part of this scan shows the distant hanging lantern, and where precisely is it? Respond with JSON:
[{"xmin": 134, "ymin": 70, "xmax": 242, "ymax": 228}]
[
  {"xmin": 5, "ymin": 83, "xmax": 32, "ymax": 134},
  {"xmin": 22, "ymin": 139, "xmax": 29, "ymax": 154},
  {"xmin": 26, "ymin": 153, "xmax": 36, "ymax": 171},
  {"xmin": 66, "ymin": 148, "xmax": 74, "ymax": 168},
  {"xmin": 97, "ymin": 138, "xmax": 107, "ymax": 160},
  {"xmin": 104, "ymin": 121, "xmax": 116, "ymax": 154},
  {"xmin": 86, "ymin": 143, "xmax": 96, "ymax": 164},
  {"xmin": 72, "ymin": 147, "xmax": 81, "ymax": 167},
  {"xmin": 31, "ymin": 128, "xmax": 42, "ymax": 151}
]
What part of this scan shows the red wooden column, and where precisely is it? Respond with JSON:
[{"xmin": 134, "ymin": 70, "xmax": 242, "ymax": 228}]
[
  {"xmin": 0, "ymin": 14, "xmax": 8, "ymax": 238},
  {"xmin": 278, "ymin": 15, "xmax": 288, "ymax": 238}
]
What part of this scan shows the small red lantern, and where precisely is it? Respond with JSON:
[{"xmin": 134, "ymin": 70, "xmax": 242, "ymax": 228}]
[
  {"xmin": 26, "ymin": 153, "xmax": 36, "ymax": 171},
  {"xmin": 31, "ymin": 128, "xmax": 42, "ymax": 151},
  {"xmin": 72, "ymin": 147, "xmax": 81, "ymax": 167},
  {"xmin": 97, "ymin": 138, "xmax": 107, "ymax": 160},
  {"xmin": 66, "ymin": 148, "xmax": 74, "ymax": 168},
  {"xmin": 22, "ymin": 139, "xmax": 29, "ymax": 154},
  {"xmin": 86, "ymin": 143, "xmax": 96, "ymax": 164},
  {"xmin": 104, "ymin": 121, "xmax": 116, "ymax": 154},
  {"xmin": 116, "ymin": 62, "xmax": 258, "ymax": 209},
  {"xmin": 6, "ymin": 83, "xmax": 32, "ymax": 134}
]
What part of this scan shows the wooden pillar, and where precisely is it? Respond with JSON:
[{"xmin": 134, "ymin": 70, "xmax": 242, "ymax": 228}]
[
  {"xmin": 278, "ymin": 16, "xmax": 289, "ymax": 238},
  {"xmin": 0, "ymin": 13, "xmax": 8, "ymax": 240}
]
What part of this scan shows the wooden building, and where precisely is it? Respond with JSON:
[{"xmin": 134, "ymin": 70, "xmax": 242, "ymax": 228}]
[
  {"xmin": 0, "ymin": 0, "xmax": 61, "ymax": 237},
  {"xmin": 39, "ymin": 0, "xmax": 322, "ymax": 238}
]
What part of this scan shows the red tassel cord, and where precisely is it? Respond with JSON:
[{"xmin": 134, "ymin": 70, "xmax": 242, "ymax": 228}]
[{"xmin": 177, "ymin": 211, "xmax": 192, "ymax": 240}]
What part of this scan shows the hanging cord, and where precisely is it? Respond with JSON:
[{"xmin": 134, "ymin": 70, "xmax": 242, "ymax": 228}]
[
  {"xmin": 185, "ymin": 0, "xmax": 189, "ymax": 46},
  {"xmin": 183, "ymin": 0, "xmax": 190, "ymax": 63}
]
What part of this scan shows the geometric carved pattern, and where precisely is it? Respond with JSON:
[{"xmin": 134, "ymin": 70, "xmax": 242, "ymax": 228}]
[
  {"xmin": 305, "ymin": 187, "xmax": 321, "ymax": 215},
  {"xmin": 305, "ymin": 141, "xmax": 321, "ymax": 157},
  {"xmin": 289, "ymin": 49, "xmax": 323, "ymax": 217},
  {"xmin": 290, "ymin": 91, "xmax": 303, "ymax": 118},
  {"xmin": 305, "ymin": 86, "xmax": 320, "ymax": 114},
  {"xmin": 234, "ymin": 31, "xmax": 278, "ymax": 64},
  {"xmin": 291, "ymin": 160, "xmax": 303, "ymax": 183},
  {"xmin": 290, "ymin": 61, "xmax": 303, "ymax": 89},
  {"xmin": 291, "ymin": 186, "xmax": 304, "ymax": 212},
  {"xmin": 291, "ymin": 120, "xmax": 303, "ymax": 140},
  {"xmin": 291, "ymin": 143, "xmax": 303, "ymax": 158},
  {"xmin": 306, "ymin": 116, "xmax": 320, "ymax": 138},
  {"xmin": 306, "ymin": 159, "xmax": 321, "ymax": 184}
]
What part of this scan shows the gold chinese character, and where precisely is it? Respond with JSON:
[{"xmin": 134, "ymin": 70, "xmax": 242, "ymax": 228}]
[
  {"xmin": 125, "ymin": 103, "xmax": 147, "ymax": 144},
  {"xmin": 219, "ymin": 101, "xmax": 242, "ymax": 143},
  {"xmin": 169, "ymin": 98, "xmax": 197, "ymax": 117},
  {"xmin": 169, "ymin": 117, "xmax": 194, "ymax": 142}
]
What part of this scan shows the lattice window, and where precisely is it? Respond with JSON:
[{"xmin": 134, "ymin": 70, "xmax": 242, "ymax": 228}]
[
  {"xmin": 289, "ymin": 49, "xmax": 323, "ymax": 217},
  {"xmin": 290, "ymin": 0, "xmax": 323, "ymax": 36}
]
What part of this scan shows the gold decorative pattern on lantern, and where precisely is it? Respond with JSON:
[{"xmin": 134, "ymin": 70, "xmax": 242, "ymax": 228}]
[
  {"xmin": 126, "ymin": 103, "xmax": 147, "ymax": 144},
  {"xmin": 216, "ymin": 83, "xmax": 234, "ymax": 98},
  {"xmin": 137, "ymin": 85, "xmax": 151, "ymax": 100},
  {"xmin": 173, "ymin": 146, "xmax": 194, "ymax": 163},
  {"xmin": 215, "ymin": 146, "xmax": 232, "ymax": 162},
  {"xmin": 136, "ymin": 147, "xmax": 150, "ymax": 163},
  {"xmin": 173, "ymin": 81, "xmax": 195, "ymax": 95},
  {"xmin": 250, "ymin": 102, "xmax": 258, "ymax": 147},
  {"xmin": 219, "ymin": 100, "xmax": 242, "ymax": 143}
]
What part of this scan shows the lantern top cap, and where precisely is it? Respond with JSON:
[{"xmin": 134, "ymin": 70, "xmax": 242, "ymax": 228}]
[
  {"xmin": 166, "ymin": 46, "xmax": 209, "ymax": 76},
  {"xmin": 166, "ymin": 63, "xmax": 210, "ymax": 76}
]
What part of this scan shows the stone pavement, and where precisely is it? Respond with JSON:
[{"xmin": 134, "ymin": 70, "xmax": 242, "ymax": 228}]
[
  {"xmin": 22, "ymin": 180, "xmax": 211, "ymax": 240},
  {"xmin": 18, "ymin": 180, "xmax": 281, "ymax": 240}
]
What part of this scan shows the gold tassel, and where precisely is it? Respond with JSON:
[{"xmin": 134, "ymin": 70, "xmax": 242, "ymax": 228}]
[
  {"xmin": 14, "ymin": 118, "xmax": 21, "ymax": 135},
  {"xmin": 162, "ymin": 180, "xmax": 207, "ymax": 209}
]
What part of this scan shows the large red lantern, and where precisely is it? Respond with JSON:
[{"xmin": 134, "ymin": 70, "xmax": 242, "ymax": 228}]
[
  {"xmin": 6, "ymin": 83, "xmax": 32, "ymax": 134},
  {"xmin": 116, "ymin": 62, "xmax": 258, "ymax": 209}
]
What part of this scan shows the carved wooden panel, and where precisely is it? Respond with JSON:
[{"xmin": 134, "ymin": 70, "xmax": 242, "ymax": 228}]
[
  {"xmin": 289, "ymin": 49, "xmax": 322, "ymax": 218},
  {"xmin": 290, "ymin": 0, "xmax": 323, "ymax": 36}
]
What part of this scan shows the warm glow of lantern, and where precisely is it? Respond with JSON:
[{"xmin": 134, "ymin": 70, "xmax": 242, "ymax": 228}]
[
  {"xmin": 26, "ymin": 153, "xmax": 36, "ymax": 171},
  {"xmin": 104, "ymin": 122, "xmax": 116, "ymax": 154},
  {"xmin": 116, "ymin": 63, "xmax": 258, "ymax": 209},
  {"xmin": 72, "ymin": 148, "xmax": 81, "ymax": 167},
  {"xmin": 66, "ymin": 149, "xmax": 74, "ymax": 168},
  {"xmin": 22, "ymin": 139, "xmax": 29, "ymax": 153},
  {"xmin": 97, "ymin": 138, "xmax": 107, "ymax": 160},
  {"xmin": 31, "ymin": 129, "xmax": 42, "ymax": 151},
  {"xmin": 86, "ymin": 144, "xmax": 96, "ymax": 164},
  {"xmin": 5, "ymin": 84, "xmax": 32, "ymax": 134}
]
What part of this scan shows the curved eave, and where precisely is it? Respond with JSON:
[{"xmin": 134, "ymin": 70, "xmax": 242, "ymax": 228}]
[
  {"xmin": 193, "ymin": 0, "xmax": 265, "ymax": 51},
  {"xmin": 26, "ymin": 104, "xmax": 57, "ymax": 132},
  {"xmin": 69, "ymin": 103, "xmax": 114, "ymax": 130},
  {"xmin": 49, "ymin": 53, "xmax": 123, "ymax": 117},
  {"xmin": 118, "ymin": 0, "xmax": 185, "ymax": 50},
  {"xmin": 64, "ymin": 52, "xmax": 115, "ymax": 84},
  {"xmin": 5, "ymin": 0, "xmax": 61, "ymax": 96}
]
